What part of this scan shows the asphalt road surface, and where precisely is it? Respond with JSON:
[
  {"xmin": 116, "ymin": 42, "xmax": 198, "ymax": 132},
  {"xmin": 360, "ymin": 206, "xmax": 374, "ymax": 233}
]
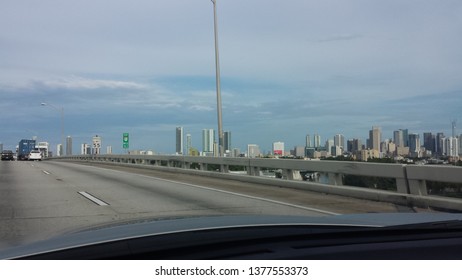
[{"xmin": 0, "ymin": 160, "xmax": 412, "ymax": 250}]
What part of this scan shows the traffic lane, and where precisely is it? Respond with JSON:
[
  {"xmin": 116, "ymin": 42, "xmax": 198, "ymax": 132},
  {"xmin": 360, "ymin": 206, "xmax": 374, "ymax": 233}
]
[
  {"xmin": 64, "ymin": 161, "xmax": 404, "ymax": 214},
  {"xmin": 0, "ymin": 160, "xmax": 330, "ymax": 250},
  {"xmin": 37, "ymin": 161, "xmax": 333, "ymax": 217},
  {"xmin": 0, "ymin": 161, "xmax": 124, "ymax": 249}
]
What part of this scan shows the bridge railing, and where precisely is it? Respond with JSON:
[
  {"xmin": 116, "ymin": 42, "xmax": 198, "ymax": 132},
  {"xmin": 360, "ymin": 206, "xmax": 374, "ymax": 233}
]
[{"xmin": 53, "ymin": 154, "xmax": 462, "ymax": 211}]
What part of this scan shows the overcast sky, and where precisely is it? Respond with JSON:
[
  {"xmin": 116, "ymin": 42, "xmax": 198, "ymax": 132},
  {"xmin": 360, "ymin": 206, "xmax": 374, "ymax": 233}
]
[{"xmin": 1, "ymin": 0, "xmax": 461, "ymax": 154}]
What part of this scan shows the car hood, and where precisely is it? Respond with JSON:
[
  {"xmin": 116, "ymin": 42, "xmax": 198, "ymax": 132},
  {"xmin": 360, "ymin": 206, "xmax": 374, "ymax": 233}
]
[{"xmin": 2, "ymin": 213, "xmax": 462, "ymax": 259}]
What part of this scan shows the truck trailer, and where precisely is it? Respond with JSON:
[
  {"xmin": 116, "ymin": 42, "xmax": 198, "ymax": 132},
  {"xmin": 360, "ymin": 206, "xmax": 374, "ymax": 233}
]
[{"xmin": 17, "ymin": 139, "xmax": 36, "ymax": 161}]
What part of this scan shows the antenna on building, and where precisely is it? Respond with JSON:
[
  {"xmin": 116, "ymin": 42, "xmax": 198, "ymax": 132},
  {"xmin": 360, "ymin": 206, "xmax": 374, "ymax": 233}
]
[{"xmin": 452, "ymin": 119, "xmax": 457, "ymax": 138}]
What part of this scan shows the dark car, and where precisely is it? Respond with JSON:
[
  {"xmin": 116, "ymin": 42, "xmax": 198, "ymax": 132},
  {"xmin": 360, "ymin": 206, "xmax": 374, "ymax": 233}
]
[{"xmin": 1, "ymin": 150, "xmax": 14, "ymax": 161}]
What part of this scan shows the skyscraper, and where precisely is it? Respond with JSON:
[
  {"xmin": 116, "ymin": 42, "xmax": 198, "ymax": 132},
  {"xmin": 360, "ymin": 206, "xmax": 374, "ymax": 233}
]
[
  {"xmin": 305, "ymin": 134, "xmax": 311, "ymax": 148},
  {"xmin": 325, "ymin": 139, "xmax": 334, "ymax": 155},
  {"xmin": 176, "ymin": 127, "xmax": 184, "ymax": 155},
  {"xmin": 66, "ymin": 136, "xmax": 72, "ymax": 155},
  {"xmin": 423, "ymin": 132, "xmax": 435, "ymax": 153},
  {"xmin": 202, "ymin": 129, "xmax": 215, "ymax": 154},
  {"xmin": 402, "ymin": 129, "xmax": 409, "ymax": 147},
  {"xmin": 334, "ymin": 134, "xmax": 345, "ymax": 150},
  {"xmin": 408, "ymin": 133, "xmax": 420, "ymax": 156},
  {"xmin": 185, "ymin": 134, "xmax": 192, "ymax": 156},
  {"xmin": 393, "ymin": 130, "xmax": 404, "ymax": 147},
  {"xmin": 347, "ymin": 139, "xmax": 361, "ymax": 154},
  {"xmin": 314, "ymin": 134, "xmax": 321, "ymax": 148},
  {"xmin": 369, "ymin": 126, "xmax": 381, "ymax": 152},
  {"xmin": 436, "ymin": 132, "xmax": 445, "ymax": 155},
  {"xmin": 223, "ymin": 131, "xmax": 231, "ymax": 153},
  {"xmin": 445, "ymin": 137, "xmax": 459, "ymax": 157}
]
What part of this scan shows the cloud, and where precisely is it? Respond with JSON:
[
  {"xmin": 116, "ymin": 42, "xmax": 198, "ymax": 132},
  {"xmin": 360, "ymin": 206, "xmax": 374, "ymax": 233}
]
[{"xmin": 33, "ymin": 76, "xmax": 147, "ymax": 90}]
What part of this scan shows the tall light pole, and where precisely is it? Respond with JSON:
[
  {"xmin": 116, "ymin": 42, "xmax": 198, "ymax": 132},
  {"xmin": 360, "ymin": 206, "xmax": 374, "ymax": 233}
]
[
  {"xmin": 41, "ymin": 102, "xmax": 64, "ymax": 157},
  {"xmin": 211, "ymin": 0, "xmax": 224, "ymax": 157}
]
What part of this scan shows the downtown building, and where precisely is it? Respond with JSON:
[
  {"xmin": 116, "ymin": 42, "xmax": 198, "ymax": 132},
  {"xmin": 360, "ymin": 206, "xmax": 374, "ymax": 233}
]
[
  {"xmin": 176, "ymin": 127, "xmax": 184, "ymax": 155},
  {"xmin": 202, "ymin": 129, "xmax": 215, "ymax": 156}
]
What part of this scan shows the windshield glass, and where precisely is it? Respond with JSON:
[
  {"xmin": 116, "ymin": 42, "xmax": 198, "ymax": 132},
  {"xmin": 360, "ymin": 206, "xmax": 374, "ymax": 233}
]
[{"xmin": 1, "ymin": 0, "xmax": 462, "ymax": 258}]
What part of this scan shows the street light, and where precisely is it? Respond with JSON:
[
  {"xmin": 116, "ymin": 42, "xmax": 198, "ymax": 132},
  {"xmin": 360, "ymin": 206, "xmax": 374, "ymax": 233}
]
[
  {"xmin": 211, "ymin": 0, "xmax": 224, "ymax": 157},
  {"xmin": 41, "ymin": 102, "xmax": 64, "ymax": 157}
]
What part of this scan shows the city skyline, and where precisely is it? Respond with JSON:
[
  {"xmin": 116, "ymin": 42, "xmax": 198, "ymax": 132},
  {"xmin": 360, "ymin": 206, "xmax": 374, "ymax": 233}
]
[{"xmin": 1, "ymin": 1, "xmax": 461, "ymax": 154}]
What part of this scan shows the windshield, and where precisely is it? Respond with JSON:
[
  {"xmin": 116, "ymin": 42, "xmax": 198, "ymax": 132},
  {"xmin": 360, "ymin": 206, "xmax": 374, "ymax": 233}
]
[{"xmin": 1, "ymin": 0, "xmax": 462, "ymax": 261}]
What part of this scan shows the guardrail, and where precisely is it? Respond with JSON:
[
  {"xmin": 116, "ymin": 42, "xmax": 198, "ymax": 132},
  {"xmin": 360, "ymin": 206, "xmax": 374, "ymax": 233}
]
[{"xmin": 52, "ymin": 154, "xmax": 462, "ymax": 211}]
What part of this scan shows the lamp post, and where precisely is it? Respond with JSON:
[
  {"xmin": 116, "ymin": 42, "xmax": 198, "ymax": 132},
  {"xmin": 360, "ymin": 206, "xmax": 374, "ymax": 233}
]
[
  {"xmin": 211, "ymin": 0, "xmax": 224, "ymax": 157},
  {"xmin": 41, "ymin": 102, "xmax": 64, "ymax": 157}
]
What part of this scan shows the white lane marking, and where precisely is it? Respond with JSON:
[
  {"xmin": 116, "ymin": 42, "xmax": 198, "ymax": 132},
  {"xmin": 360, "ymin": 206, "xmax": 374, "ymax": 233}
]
[
  {"xmin": 72, "ymin": 164, "xmax": 339, "ymax": 215},
  {"xmin": 78, "ymin": 191, "xmax": 109, "ymax": 206},
  {"xmin": 42, "ymin": 170, "xmax": 51, "ymax": 175}
]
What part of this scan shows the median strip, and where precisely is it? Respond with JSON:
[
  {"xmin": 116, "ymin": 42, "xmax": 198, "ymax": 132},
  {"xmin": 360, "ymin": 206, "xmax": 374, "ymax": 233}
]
[{"xmin": 78, "ymin": 191, "xmax": 109, "ymax": 206}]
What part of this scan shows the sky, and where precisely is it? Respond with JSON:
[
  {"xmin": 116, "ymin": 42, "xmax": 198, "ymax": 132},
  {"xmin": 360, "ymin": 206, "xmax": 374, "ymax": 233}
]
[{"xmin": 1, "ymin": 0, "xmax": 462, "ymax": 154}]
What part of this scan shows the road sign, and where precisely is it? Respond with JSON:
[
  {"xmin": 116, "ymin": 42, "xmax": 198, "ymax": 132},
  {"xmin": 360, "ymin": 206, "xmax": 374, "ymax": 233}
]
[{"xmin": 123, "ymin": 133, "xmax": 129, "ymax": 149}]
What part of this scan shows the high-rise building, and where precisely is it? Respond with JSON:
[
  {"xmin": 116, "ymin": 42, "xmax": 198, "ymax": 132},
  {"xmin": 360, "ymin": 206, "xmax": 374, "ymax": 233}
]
[
  {"xmin": 57, "ymin": 144, "xmax": 63, "ymax": 156},
  {"xmin": 393, "ymin": 130, "xmax": 404, "ymax": 147},
  {"xmin": 185, "ymin": 134, "xmax": 192, "ymax": 156},
  {"xmin": 223, "ymin": 131, "xmax": 231, "ymax": 153},
  {"xmin": 402, "ymin": 129, "xmax": 409, "ymax": 147},
  {"xmin": 247, "ymin": 144, "xmax": 260, "ymax": 158},
  {"xmin": 176, "ymin": 127, "xmax": 184, "ymax": 155},
  {"xmin": 325, "ymin": 139, "xmax": 334, "ymax": 156},
  {"xmin": 314, "ymin": 134, "xmax": 321, "ymax": 148},
  {"xmin": 66, "ymin": 136, "xmax": 72, "ymax": 155},
  {"xmin": 202, "ymin": 129, "xmax": 215, "ymax": 153},
  {"xmin": 445, "ymin": 137, "xmax": 459, "ymax": 157},
  {"xmin": 334, "ymin": 134, "xmax": 345, "ymax": 149},
  {"xmin": 408, "ymin": 133, "xmax": 420, "ymax": 157},
  {"xmin": 436, "ymin": 132, "xmax": 445, "ymax": 155},
  {"xmin": 106, "ymin": 146, "xmax": 112, "ymax": 154},
  {"xmin": 305, "ymin": 134, "xmax": 311, "ymax": 148},
  {"xmin": 347, "ymin": 139, "xmax": 361, "ymax": 154},
  {"xmin": 273, "ymin": 141, "xmax": 284, "ymax": 156},
  {"xmin": 369, "ymin": 126, "xmax": 381, "ymax": 151},
  {"xmin": 423, "ymin": 132, "xmax": 435, "ymax": 153}
]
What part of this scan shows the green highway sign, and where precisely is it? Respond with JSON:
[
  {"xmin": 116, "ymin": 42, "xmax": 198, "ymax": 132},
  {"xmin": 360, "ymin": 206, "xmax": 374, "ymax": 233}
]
[{"xmin": 123, "ymin": 133, "xmax": 129, "ymax": 149}]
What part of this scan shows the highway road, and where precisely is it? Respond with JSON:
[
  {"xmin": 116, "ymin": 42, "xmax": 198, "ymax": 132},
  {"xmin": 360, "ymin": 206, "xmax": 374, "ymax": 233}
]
[{"xmin": 0, "ymin": 160, "xmax": 412, "ymax": 250}]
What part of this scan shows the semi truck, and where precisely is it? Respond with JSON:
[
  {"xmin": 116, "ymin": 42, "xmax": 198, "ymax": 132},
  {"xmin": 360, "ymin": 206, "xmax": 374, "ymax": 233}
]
[{"xmin": 17, "ymin": 139, "xmax": 36, "ymax": 161}]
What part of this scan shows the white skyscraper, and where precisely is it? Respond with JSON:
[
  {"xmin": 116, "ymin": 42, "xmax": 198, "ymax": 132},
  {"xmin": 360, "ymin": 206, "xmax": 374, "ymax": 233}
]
[
  {"xmin": 202, "ymin": 129, "xmax": 215, "ymax": 154},
  {"xmin": 57, "ymin": 144, "xmax": 63, "ymax": 156},
  {"xmin": 306, "ymin": 134, "xmax": 311, "ymax": 148},
  {"xmin": 334, "ymin": 134, "xmax": 345, "ymax": 149},
  {"xmin": 314, "ymin": 134, "xmax": 321, "ymax": 148}
]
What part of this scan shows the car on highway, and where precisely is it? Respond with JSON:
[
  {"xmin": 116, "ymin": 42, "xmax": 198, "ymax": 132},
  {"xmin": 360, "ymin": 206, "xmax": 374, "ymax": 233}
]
[
  {"xmin": 1, "ymin": 150, "xmax": 14, "ymax": 161},
  {"xmin": 28, "ymin": 150, "xmax": 42, "ymax": 161}
]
